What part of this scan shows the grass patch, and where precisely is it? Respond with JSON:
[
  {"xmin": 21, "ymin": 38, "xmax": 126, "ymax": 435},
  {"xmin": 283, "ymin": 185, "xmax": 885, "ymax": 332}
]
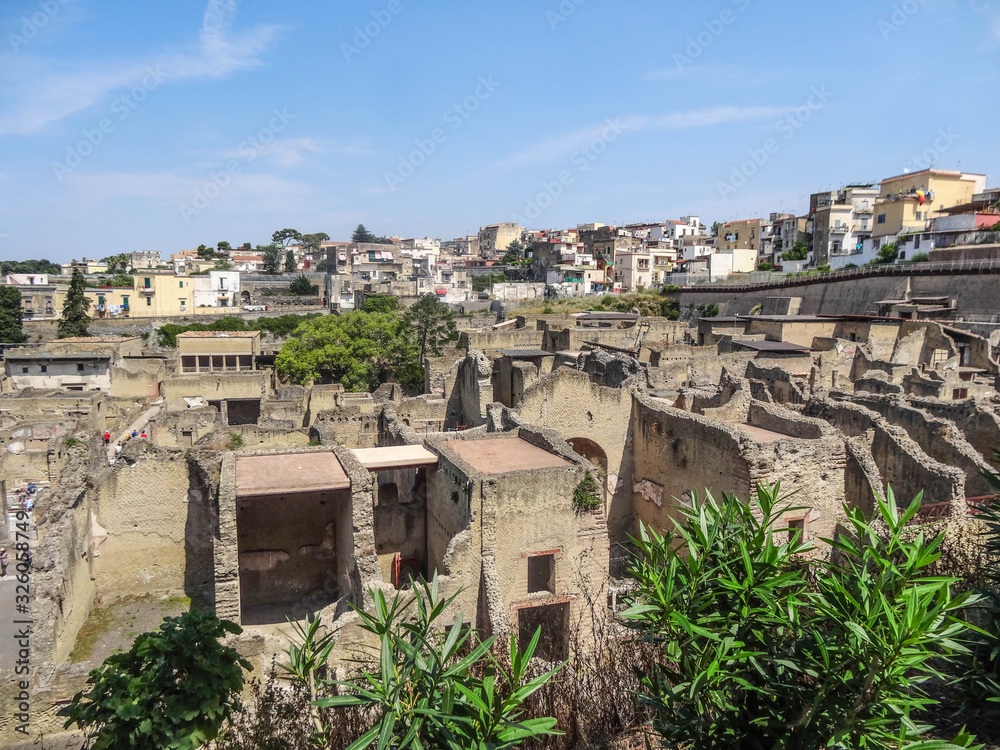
[{"xmin": 69, "ymin": 605, "xmax": 116, "ymax": 663}]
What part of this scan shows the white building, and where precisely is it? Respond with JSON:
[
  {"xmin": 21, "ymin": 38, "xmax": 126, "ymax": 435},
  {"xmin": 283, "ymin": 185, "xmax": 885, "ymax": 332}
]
[
  {"xmin": 613, "ymin": 251, "xmax": 653, "ymax": 292},
  {"xmin": 192, "ymin": 271, "xmax": 241, "ymax": 309}
]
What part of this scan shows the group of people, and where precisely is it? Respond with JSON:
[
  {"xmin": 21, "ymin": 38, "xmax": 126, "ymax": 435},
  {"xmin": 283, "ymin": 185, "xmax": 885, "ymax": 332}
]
[
  {"xmin": 107, "ymin": 428, "xmax": 149, "ymax": 466},
  {"xmin": 1, "ymin": 547, "xmax": 33, "ymax": 579}
]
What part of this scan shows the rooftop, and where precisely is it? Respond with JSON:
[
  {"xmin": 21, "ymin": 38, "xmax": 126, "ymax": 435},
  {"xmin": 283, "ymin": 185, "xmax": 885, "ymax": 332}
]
[
  {"xmin": 444, "ymin": 436, "xmax": 572, "ymax": 475},
  {"xmin": 352, "ymin": 445, "xmax": 439, "ymax": 471},
  {"xmin": 499, "ymin": 349, "xmax": 555, "ymax": 358},
  {"xmin": 176, "ymin": 331, "xmax": 261, "ymax": 339},
  {"xmin": 235, "ymin": 452, "xmax": 350, "ymax": 497},
  {"xmin": 732, "ymin": 340, "xmax": 813, "ymax": 353},
  {"xmin": 54, "ymin": 337, "xmax": 138, "ymax": 344}
]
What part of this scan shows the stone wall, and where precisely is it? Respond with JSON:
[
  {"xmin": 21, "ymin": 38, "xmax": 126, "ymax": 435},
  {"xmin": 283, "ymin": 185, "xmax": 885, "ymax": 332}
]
[
  {"xmin": 162, "ymin": 371, "xmax": 270, "ymax": 412},
  {"xmin": 91, "ymin": 442, "xmax": 218, "ymax": 602}
]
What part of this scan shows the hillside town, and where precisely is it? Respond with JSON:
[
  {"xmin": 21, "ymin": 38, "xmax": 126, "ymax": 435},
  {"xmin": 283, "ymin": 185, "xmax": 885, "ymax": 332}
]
[{"xmin": 1, "ymin": 163, "xmax": 1000, "ymax": 748}]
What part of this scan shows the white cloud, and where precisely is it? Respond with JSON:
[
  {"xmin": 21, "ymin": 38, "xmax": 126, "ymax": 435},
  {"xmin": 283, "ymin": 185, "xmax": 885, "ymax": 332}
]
[
  {"xmin": 0, "ymin": 0, "xmax": 283, "ymax": 137},
  {"xmin": 493, "ymin": 106, "xmax": 794, "ymax": 171},
  {"xmin": 220, "ymin": 137, "xmax": 375, "ymax": 169}
]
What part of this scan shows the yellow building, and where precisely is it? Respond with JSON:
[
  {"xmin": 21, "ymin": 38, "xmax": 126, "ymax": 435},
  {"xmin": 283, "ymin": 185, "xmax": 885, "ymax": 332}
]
[
  {"xmin": 718, "ymin": 219, "xmax": 762, "ymax": 253},
  {"xmin": 873, "ymin": 169, "xmax": 987, "ymax": 237},
  {"xmin": 477, "ymin": 223, "xmax": 524, "ymax": 257},
  {"xmin": 176, "ymin": 331, "xmax": 261, "ymax": 373},
  {"xmin": 135, "ymin": 271, "xmax": 195, "ymax": 317}
]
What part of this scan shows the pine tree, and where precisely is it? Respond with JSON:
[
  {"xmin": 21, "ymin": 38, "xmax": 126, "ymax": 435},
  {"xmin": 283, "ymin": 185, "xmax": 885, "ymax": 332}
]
[
  {"xmin": 351, "ymin": 224, "xmax": 377, "ymax": 244},
  {"xmin": 58, "ymin": 269, "xmax": 91, "ymax": 339},
  {"xmin": 285, "ymin": 249, "xmax": 296, "ymax": 273},
  {"xmin": 0, "ymin": 285, "xmax": 28, "ymax": 344}
]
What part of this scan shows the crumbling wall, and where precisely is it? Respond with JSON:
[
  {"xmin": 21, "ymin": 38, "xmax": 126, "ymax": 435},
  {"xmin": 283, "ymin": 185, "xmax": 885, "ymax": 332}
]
[
  {"xmin": 631, "ymin": 394, "xmax": 752, "ymax": 534},
  {"xmin": 92, "ymin": 443, "xmax": 217, "ymax": 601},
  {"xmin": 745, "ymin": 360, "xmax": 809, "ymax": 405},
  {"xmin": 445, "ymin": 351, "xmax": 494, "ymax": 429},
  {"xmin": 517, "ymin": 368, "xmax": 634, "ymax": 547},
  {"xmin": 846, "ymin": 393, "xmax": 995, "ymax": 496},
  {"xmin": 162, "ymin": 371, "xmax": 270, "ymax": 412},
  {"xmin": 911, "ymin": 397, "xmax": 1000, "ymax": 462},
  {"xmin": 149, "ymin": 407, "xmax": 219, "ymax": 448},
  {"xmin": 372, "ymin": 468, "xmax": 427, "ymax": 586}
]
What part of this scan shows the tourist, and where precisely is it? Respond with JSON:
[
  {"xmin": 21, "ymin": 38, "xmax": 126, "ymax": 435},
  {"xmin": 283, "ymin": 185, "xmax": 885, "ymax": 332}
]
[
  {"xmin": 103, "ymin": 430, "xmax": 111, "ymax": 446},
  {"xmin": 140, "ymin": 429, "xmax": 148, "ymax": 439},
  {"xmin": 115, "ymin": 443, "xmax": 122, "ymax": 457},
  {"xmin": 0, "ymin": 548, "xmax": 7, "ymax": 579},
  {"xmin": 131, "ymin": 430, "xmax": 138, "ymax": 438}
]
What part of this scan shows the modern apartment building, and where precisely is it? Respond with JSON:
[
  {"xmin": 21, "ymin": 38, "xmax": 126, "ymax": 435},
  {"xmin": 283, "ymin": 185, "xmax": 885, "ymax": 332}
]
[
  {"xmin": 478, "ymin": 223, "xmax": 524, "ymax": 257},
  {"xmin": 873, "ymin": 169, "xmax": 987, "ymax": 238},
  {"xmin": 809, "ymin": 185, "xmax": 879, "ymax": 266}
]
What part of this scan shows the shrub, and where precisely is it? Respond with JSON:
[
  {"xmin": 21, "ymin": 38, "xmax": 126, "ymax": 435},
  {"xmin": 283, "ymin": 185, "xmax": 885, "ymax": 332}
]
[
  {"xmin": 314, "ymin": 575, "xmax": 563, "ymax": 749},
  {"xmin": 623, "ymin": 484, "xmax": 979, "ymax": 750},
  {"xmin": 543, "ymin": 305, "xmax": 554, "ymax": 314},
  {"xmin": 911, "ymin": 251, "xmax": 930, "ymax": 262},
  {"xmin": 756, "ymin": 261, "xmax": 774, "ymax": 271},
  {"xmin": 58, "ymin": 610, "xmax": 251, "ymax": 750},
  {"xmin": 226, "ymin": 433, "xmax": 245, "ymax": 451},
  {"xmin": 843, "ymin": 263, "xmax": 859, "ymax": 269},
  {"xmin": 572, "ymin": 473, "xmax": 602, "ymax": 513},
  {"xmin": 601, "ymin": 295, "xmax": 614, "ymax": 306}
]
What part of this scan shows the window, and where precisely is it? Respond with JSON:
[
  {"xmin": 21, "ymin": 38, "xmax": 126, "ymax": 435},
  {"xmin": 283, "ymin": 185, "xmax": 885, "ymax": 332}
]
[
  {"xmin": 98, "ymin": 295, "xmax": 105, "ymax": 305},
  {"xmin": 40, "ymin": 365, "xmax": 47, "ymax": 373},
  {"xmin": 914, "ymin": 236, "xmax": 921, "ymax": 249},
  {"xmin": 527, "ymin": 553, "xmax": 556, "ymax": 594},
  {"xmin": 220, "ymin": 298, "xmax": 228, "ymax": 307},
  {"xmin": 877, "ymin": 214, "xmax": 886, "ymax": 224},
  {"xmin": 787, "ymin": 517, "xmax": 806, "ymax": 544},
  {"xmin": 179, "ymin": 299, "xmax": 187, "ymax": 311},
  {"xmin": 21, "ymin": 367, "xmax": 28, "ymax": 374},
  {"xmin": 144, "ymin": 277, "xmax": 151, "ymax": 288},
  {"xmin": 179, "ymin": 281, "xmax": 184, "ymax": 288},
  {"xmin": 953, "ymin": 388, "xmax": 969, "ymax": 400},
  {"xmin": 181, "ymin": 356, "xmax": 197, "ymax": 373},
  {"xmin": 146, "ymin": 297, "xmax": 152, "ymax": 307},
  {"xmin": 122, "ymin": 296, "xmax": 129, "ymax": 307},
  {"xmin": 915, "ymin": 211, "xmax": 922, "ymax": 220}
]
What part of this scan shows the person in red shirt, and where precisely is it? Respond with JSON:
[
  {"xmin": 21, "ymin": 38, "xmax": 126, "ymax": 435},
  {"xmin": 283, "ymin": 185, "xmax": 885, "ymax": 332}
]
[
  {"xmin": 103, "ymin": 431, "xmax": 111, "ymax": 445},
  {"xmin": 140, "ymin": 430, "xmax": 148, "ymax": 439}
]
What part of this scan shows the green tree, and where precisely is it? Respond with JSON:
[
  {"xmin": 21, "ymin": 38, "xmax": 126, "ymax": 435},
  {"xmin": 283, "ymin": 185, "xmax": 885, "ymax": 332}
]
[
  {"xmin": 0, "ymin": 285, "xmax": 27, "ymax": 343},
  {"xmin": 875, "ymin": 242, "xmax": 899, "ymax": 265},
  {"xmin": 289, "ymin": 274, "xmax": 315, "ymax": 296},
  {"xmin": 500, "ymin": 239, "xmax": 525, "ymax": 264},
  {"xmin": 711, "ymin": 221, "xmax": 723, "ymax": 237},
  {"xmin": 362, "ymin": 294, "xmax": 399, "ymax": 314},
  {"xmin": 781, "ymin": 239, "xmax": 809, "ymax": 261},
  {"xmin": 196, "ymin": 244, "xmax": 216, "ymax": 259},
  {"xmin": 405, "ymin": 293, "xmax": 459, "ymax": 361},
  {"xmin": 262, "ymin": 245, "xmax": 282, "ymax": 275},
  {"xmin": 58, "ymin": 268, "xmax": 91, "ymax": 338},
  {"xmin": 0, "ymin": 258, "xmax": 62, "ymax": 275},
  {"xmin": 100, "ymin": 253, "xmax": 132, "ymax": 273},
  {"xmin": 623, "ymin": 484, "xmax": 979, "ymax": 750},
  {"xmin": 272, "ymin": 228, "xmax": 302, "ymax": 247},
  {"xmin": 285, "ymin": 249, "xmax": 296, "ymax": 273},
  {"xmin": 213, "ymin": 257, "xmax": 233, "ymax": 271},
  {"xmin": 351, "ymin": 224, "xmax": 378, "ymax": 243},
  {"xmin": 58, "ymin": 610, "xmax": 251, "ymax": 750},
  {"xmin": 300, "ymin": 232, "xmax": 330, "ymax": 253},
  {"xmin": 217, "ymin": 241, "xmax": 231, "ymax": 254},
  {"xmin": 314, "ymin": 575, "xmax": 562, "ymax": 749},
  {"xmin": 275, "ymin": 311, "xmax": 422, "ymax": 391}
]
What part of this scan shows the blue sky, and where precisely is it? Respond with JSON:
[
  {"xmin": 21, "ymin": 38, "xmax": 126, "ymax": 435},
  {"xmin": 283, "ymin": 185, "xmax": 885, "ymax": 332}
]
[{"xmin": 1, "ymin": 0, "xmax": 997, "ymax": 261}]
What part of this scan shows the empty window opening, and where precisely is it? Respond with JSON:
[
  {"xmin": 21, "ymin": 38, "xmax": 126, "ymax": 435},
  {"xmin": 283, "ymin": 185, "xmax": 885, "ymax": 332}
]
[
  {"xmin": 527, "ymin": 554, "xmax": 556, "ymax": 594},
  {"xmin": 518, "ymin": 602, "xmax": 569, "ymax": 662}
]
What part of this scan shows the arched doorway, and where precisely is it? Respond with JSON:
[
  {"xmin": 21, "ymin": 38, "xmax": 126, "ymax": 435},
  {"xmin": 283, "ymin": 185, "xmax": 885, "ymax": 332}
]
[
  {"xmin": 567, "ymin": 437, "xmax": 609, "ymax": 498},
  {"xmin": 241, "ymin": 290, "xmax": 251, "ymax": 306}
]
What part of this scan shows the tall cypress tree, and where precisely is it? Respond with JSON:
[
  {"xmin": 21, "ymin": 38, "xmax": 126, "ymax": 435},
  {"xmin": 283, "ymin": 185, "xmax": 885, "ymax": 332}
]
[
  {"xmin": 0, "ymin": 285, "xmax": 28, "ymax": 344},
  {"xmin": 58, "ymin": 268, "xmax": 92, "ymax": 339}
]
